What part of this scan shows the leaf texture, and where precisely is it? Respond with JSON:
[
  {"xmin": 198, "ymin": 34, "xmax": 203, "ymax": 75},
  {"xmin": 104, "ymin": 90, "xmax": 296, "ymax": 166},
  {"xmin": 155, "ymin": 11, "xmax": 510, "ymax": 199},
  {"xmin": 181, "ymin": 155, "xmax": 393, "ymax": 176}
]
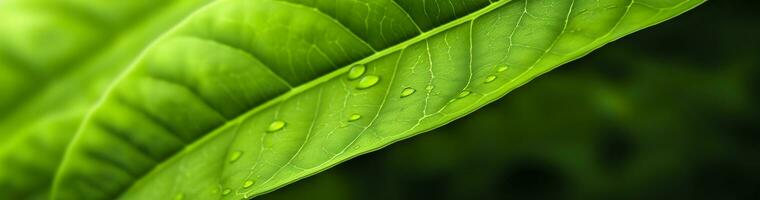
[{"xmin": 51, "ymin": 0, "xmax": 704, "ymax": 199}]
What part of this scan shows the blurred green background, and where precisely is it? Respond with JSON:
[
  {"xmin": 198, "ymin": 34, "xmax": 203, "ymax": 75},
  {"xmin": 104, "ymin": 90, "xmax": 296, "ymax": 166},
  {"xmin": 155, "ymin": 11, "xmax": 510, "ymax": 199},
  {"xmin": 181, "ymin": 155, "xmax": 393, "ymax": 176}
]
[{"xmin": 261, "ymin": 1, "xmax": 760, "ymax": 200}]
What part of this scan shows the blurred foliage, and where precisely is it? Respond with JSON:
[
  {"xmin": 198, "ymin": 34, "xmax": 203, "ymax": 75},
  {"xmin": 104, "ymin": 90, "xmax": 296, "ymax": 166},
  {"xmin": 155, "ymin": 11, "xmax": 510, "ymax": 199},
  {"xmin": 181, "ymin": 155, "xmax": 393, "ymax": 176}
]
[{"xmin": 263, "ymin": 1, "xmax": 760, "ymax": 200}]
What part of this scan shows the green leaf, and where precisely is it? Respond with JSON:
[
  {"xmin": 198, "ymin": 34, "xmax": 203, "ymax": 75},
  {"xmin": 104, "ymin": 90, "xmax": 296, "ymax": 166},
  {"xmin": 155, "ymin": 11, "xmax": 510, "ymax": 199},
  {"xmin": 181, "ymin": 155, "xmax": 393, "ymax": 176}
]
[
  {"xmin": 0, "ymin": 0, "xmax": 214, "ymax": 199},
  {"xmin": 52, "ymin": 0, "xmax": 704, "ymax": 199}
]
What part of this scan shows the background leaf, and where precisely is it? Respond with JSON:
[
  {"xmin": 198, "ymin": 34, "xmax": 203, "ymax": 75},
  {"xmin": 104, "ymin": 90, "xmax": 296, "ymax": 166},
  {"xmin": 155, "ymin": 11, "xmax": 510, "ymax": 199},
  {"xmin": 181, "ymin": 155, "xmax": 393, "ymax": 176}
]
[
  {"xmin": 50, "ymin": 0, "xmax": 703, "ymax": 199},
  {"xmin": 0, "ymin": 0, "xmax": 213, "ymax": 199}
]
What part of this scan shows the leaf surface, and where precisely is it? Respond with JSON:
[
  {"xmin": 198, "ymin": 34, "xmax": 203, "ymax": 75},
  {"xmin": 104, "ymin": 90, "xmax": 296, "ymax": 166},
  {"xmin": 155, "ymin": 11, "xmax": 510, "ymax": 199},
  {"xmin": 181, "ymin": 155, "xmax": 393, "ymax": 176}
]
[{"xmin": 52, "ymin": 0, "xmax": 704, "ymax": 199}]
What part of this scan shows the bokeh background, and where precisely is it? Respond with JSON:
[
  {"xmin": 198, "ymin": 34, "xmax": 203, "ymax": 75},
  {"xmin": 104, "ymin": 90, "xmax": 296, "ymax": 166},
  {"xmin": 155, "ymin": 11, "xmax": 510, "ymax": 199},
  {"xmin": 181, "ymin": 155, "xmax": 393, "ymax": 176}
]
[{"xmin": 262, "ymin": 1, "xmax": 760, "ymax": 199}]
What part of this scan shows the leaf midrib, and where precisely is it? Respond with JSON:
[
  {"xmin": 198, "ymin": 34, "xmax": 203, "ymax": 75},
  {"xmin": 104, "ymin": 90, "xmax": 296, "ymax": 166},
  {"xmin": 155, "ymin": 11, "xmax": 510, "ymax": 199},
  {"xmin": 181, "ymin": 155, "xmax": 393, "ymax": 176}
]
[{"xmin": 120, "ymin": 0, "xmax": 514, "ymax": 196}]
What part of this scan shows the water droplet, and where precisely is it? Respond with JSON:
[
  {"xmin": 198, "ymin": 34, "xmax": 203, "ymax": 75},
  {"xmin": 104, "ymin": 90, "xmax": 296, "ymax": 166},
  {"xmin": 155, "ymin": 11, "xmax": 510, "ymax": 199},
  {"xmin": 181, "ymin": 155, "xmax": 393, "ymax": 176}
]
[
  {"xmin": 400, "ymin": 87, "xmax": 416, "ymax": 97},
  {"xmin": 485, "ymin": 75, "xmax": 497, "ymax": 83},
  {"xmin": 497, "ymin": 66, "xmax": 508, "ymax": 72},
  {"xmin": 174, "ymin": 193, "xmax": 184, "ymax": 200},
  {"xmin": 356, "ymin": 75, "xmax": 380, "ymax": 89},
  {"xmin": 228, "ymin": 151, "xmax": 242, "ymax": 163},
  {"xmin": 267, "ymin": 120, "xmax": 286, "ymax": 132},
  {"xmin": 222, "ymin": 189, "xmax": 231, "ymax": 196},
  {"xmin": 347, "ymin": 64, "xmax": 366, "ymax": 80},
  {"xmin": 457, "ymin": 91, "xmax": 471, "ymax": 98},
  {"xmin": 348, "ymin": 114, "xmax": 362, "ymax": 122},
  {"xmin": 243, "ymin": 180, "xmax": 255, "ymax": 188},
  {"xmin": 426, "ymin": 85, "xmax": 434, "ymax": 90}
]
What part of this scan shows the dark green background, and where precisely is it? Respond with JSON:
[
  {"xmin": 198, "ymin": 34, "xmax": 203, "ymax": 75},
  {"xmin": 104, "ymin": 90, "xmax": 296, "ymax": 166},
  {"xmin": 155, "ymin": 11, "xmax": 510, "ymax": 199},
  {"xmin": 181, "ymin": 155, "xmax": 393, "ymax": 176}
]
[{"xmin": 264, "ymin": 1, "xmax": 760, "ymax": 199}]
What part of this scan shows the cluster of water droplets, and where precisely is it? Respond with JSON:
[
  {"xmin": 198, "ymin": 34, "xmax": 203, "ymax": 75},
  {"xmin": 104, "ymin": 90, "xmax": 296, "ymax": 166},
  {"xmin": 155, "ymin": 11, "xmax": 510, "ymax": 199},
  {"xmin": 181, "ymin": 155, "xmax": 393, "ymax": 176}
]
[
  {"xmin": 487, "ymin": 66, "xmax": 509, "ymax": 84},
  {"xmin": 215, "ymin": 64, "xmax": 511, "ymax": 197},
  {"xmin": 344, "ymin": 63, "xmax": 384, "ymax": 123},
  {"xmin": 218, "ymin": 120, "xmax": 286, "ymax": 196},
  {"xmin": 347, "ymin": 64, "xmax": 380, "ymax": 90}
]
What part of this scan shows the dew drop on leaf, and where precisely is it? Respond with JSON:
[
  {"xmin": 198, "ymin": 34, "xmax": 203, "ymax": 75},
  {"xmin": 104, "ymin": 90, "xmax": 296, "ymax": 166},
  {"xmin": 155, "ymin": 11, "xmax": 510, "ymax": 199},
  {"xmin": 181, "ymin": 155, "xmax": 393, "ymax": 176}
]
[
  {"xmin": 348, "ymin": 114, "xmax": 362, "ymax": 122},
  {"xmin": 228, "ymin": 151, "xmax": 242, "ymax": 163},
  {"xmin": 485, "ymin": 75, "xmax": 497, "ymax": 83},
  {"xmin": 457, "ymin": 90, "xmax": 471, "ymax": 98},
  {"xmin": 243, "ymin": 180, "xmax": 255, "ymax": 188},
  {"xmin": 356, "ymin": 75, "xmax": 380, "ymax": 89},
  {"xmin": 426, "ymin": 85, "xmax": 434, "ymax": 90},
  {"xmin": 497, "ymin": 66, "xmax": 508, "ymax": 72},
  {"xmin": 222, "ymin": 189, "xmax": 231, "ymax": 196},
  {"xmin": 347, "ymin": 64, "xmax": 366, "ymax": 80},
  {"xmin": 267, "ymin": 120, "xmax": 286, "ymax": 132},
  {"xmin": 401, "ymin": 87, "xmax": 416, "ymax": 97}
]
